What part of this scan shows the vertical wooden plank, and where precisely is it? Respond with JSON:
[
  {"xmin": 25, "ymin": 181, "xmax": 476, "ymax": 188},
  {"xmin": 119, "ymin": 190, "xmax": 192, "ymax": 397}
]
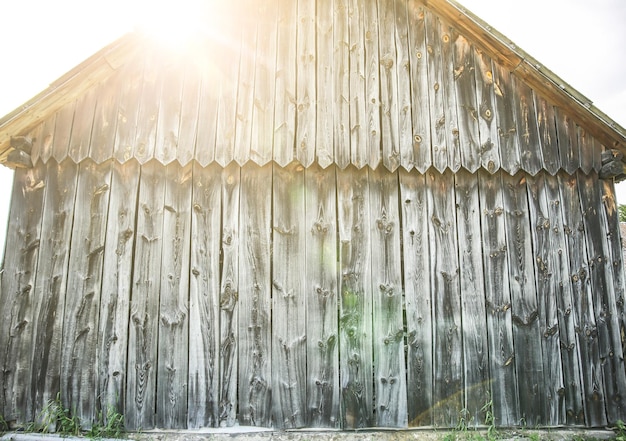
[
  {"xmin": 578, "ymin": 127, "xmax": 594, "ymax": 175},
  {"xmin": 427, "ymin": 170, "xmax": 462, "ymax": 427},
  {"xmin": 28, "ymin": 160, "xmax": 78, "ymax": 421},
  {"xmin": 406, "ymin": 1, "xmax": 432, "ymax": 173},
  {"xmin": 478, "ymin": 170, "xmax": 519, "ymax": 426},
  {"xmin": 0, "ymin": 163, "xmax": 46, "ymax": 423},
  {"xmin": 394, "ymin": 0, "xmax": 413, "ymax": 171},
  {"xmin": 592, "ymin": 140, "xmax": 605, "ymax": 174},
  {"xmin": 453, "ymin": 35, "xmax": 480, "ymax": 174},
  {"xmin": 272, "ymin": 163, "xmax": 307, "ymax": 428},
  {"xmin": 369, "ymin": 167, "xmax": 407, "ymax": 427},
  {"xmin": 337, "ymin": 166, "xmax": 374, "ymax": 428},
  {"xmin": 90, "ymin": 74, "xmax": 121, "ymax": 164},
  {"xmin": 578, "ymin": 172, "xmax": 626, "ymax": 423},
  {"xmin": 294, "ymin": 0, "xmax": 315, "ymax": 167},
  {"xmin": 251, "ymin": 1, "xmax": 277, "ymax": 166},
  {"xmin": 378, "ymin": 0, "xmax": 400, "ymax": 171},
  {"xmin": 514, "ymin": 77, "xmax": 542, "ymax": 176},
  {"xmin": 156, "ymin": 162, "xmax": 192, "ymax": 428},
  {"xmin": 37, "ymin": 114, "xmax": 56, "ymax": 165},
  {"xmin": 541, "ymin": 173, "xmax": 585, "ymax": 424},
  {"xmin": 61, "ymin": 159, "xmax": 112, "ymax": 425},
  {"xmin": 440, "ymin": 24, "xmax": 460, "ymax": 173},
  {"xmin": 492, "ymin": 62, "xmax": 521, "ymax": 175},
  {"xmin": 195, "ymin": 67, "xmax": 219, "ymax": 167},
  {"xmin": 334, "ymin": 0, "xmax": 350, "ymax": 169},
  {"xmin": 501, "ymin": 172, "xmax": 545, "ymax": 426},
  {"xmin": 176, "ymin": 66, "xmax": 201, "ymax": 166},
  {"xmin": 399, "ymin": 169, "xmax": 433, "ymax": 426},
  {"xmin": 134, "ymin": 52, "xmax": 161, "ymax": 164},
  {"xmin": 126, "ymin": 160, "xmax": 165, "ymax": 430},
  {"xmin": 555, "ymin": 108, "xmax": 580, "ymax": 175},
  {"xmin": 114, "ymin": 57, "xmax": 145, "ymax": 164},
  {"xmin": 455, "ymin": 169, "xmax": 490, "ymax": 426},
  {"xmin": 316, "ymin": 0, "xmax": 334, "ymax": 168},
  {"xmin": 534, "ymin": 94, "xmax": 560, "ymax": 175},
  {"xmin": 218, "ymin": 163, "xmax": 241, "ymax": 426},
  {"xmin": 52, "ymin": 101, "xmax": 76, "ymax": 163},
  {"xmin": 362, "ymin": 0, "xmax": 381, "ymax": 169},
  {"xmin": 274, "ymin": 0, "xmax": 297, "ymax": 168},
  {"xmin": 238, "ymin": 163, "xmax": 272, "ymax": 427},
  {"xmin": 349, "ymin": 0, "xmax": 367, "ymax": 169},
  {"xmin": 425, "ymin": 11, "xmax": 447, "ymax": 173},
  {"xmin": 97, "ymin": 160, "xmax": 139, "ymax": 419},
  {"xmin": 68, "ymin": 86, "xmax": 98, "ymax": 164},
  {"xmin": 558, "ymin": 172, "xmax": 606, "ymax": 426},
  {"xmin": 305, "ymin": 164, "xmax": 340, "ymax": 428},
  {"xmin": 473, "ymin": 49, "xmax": 500, "ymax": 174},
  {"xmin": 526, "ymin": 173, "xmax": 566, "ymax": 425},
  {"xmin": 187, "ymin": 162, "xmax": 222, "ymax": 428},
  {"xmin": 155, "ymin": 64, "xmax": 184, "ymax": 165}
]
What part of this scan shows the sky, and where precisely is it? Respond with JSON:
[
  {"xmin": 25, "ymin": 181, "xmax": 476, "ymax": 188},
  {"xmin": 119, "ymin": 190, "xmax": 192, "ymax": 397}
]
[{"xmin": 0, "ymin": 0, "xmax": 625, "ymax": 255}]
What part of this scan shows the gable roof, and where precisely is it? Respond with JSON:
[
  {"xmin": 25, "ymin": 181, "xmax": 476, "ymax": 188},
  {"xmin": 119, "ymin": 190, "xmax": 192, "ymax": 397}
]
[{"xmin": 0, "ymin": 0, "xmax": 624, "ymax": 175}]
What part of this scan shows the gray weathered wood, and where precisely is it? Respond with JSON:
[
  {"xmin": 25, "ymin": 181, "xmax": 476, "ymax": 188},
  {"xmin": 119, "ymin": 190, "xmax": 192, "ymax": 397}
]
[
  {"xmin": 156, "ymin": 162, "xmax": 192, "ymax": 428},
  {"xmin": 126, "ymin": 160, "xmax": 166, "ymax": 430},
  {"xmin": 36, "ymin": 114, "xmax": 55, "ymax": 165},
  {"xmin": 133, "ymin": 52, "xmax": 161, "ymax": 164},
  {"xmin": 399, "ymin": 169, "xmax": 433, "ymax": 426},
  {"xmin": 90, "ymin": 74, "xmax": 121, "ymax": 164},
  {"xmin": 394, "ymin": 0, "xmax": 414, "ymax": 172},
  {"xmin": 492, "ymin": 61, "xmax": 520, "ymax": 175},
  {"xmin": 348, "ymin": 0, "xmax": 366, "ymax": 169},
  {"xmin": 155, "ymin": 65, "xmax": 183, "ymax": 165},
  {"xmin": 316, "ymin": 0, "xmax": 334, "ymax": 168},
  {"xmin": 195, "ymin": 62, "xmax": 219, "ymax": 167},
  {"xmin": 305, "ymin": 164, "xmax": 340, "ymax": 428},
  {"xmin": 425, "ymin": 11, "xmax": 447, "ymax": 173},
  {"xmin": 51, "ymin": 101, "xmax": 76, "ymax": 163},
  {"xmin": 362, "ymin": 0, "xmax": 381, "ymax": 169},
  {"xmin": 455, "ymin": 169, "xmax": 489, "ymax": 426},
  {"xmin": 533, "ymin": 94, "xmax": 560, "ymax": 175},
  {"xmin": 514, "ymin": 76, "xmax": 542, "ymax": 176},
  {"xmin": 68, "ymin": 86, "xmax": 98, "ymax": 164},
  {"xmin": 478, "ymin": 170, "xmax": 519, "ymax": 426},
  {"xmin": 334, "ymin": 0, "xmax": 350, "ymax": 169},
  {"xmin": 337, "ymin": 166, "xmax": 374, "ymax": 428},
  {"xmin": 440, "ymin": 25, "xmax": 461, "ymax": 172},
  {"xmin": 238, "ymin": 163, "xmax": 272, "ymax": 427},
  {"xmin": 272, "ymin": 163, "xmax": 307, "ymax": 429},
  {"xmin": 555, "ymin": 108, "xmax": 580, "ymax": 175},
  {"xmin": 578, "ymin": 127, "xmax": 594, "ymax": 175},
  {"xmin": 176, "ymin": 65, "xmax": 201, "ymax": 166},
  {"xmin": 61, "ymin": 159, "xmax": 112, "ymax": 426},
  {"xmin": 473, "ymin": 49, "xmax": 500, "ymax": 173},
  {"xmin": 369, "ymin": 167, "xmax": 407, "ymax": 427},
  {"xmin": 113, "ymin": 57, "xmax": 145, "ymax": 164},
  {"xmin": 295, "ymin": 0, "xmax": 315, "ymax": 167}
]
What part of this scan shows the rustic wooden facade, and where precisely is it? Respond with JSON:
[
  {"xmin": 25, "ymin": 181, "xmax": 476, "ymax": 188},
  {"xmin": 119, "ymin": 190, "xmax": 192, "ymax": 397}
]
[{"xmin": 1, "ymin": 0, "xmax": 626, "ymax": 431}]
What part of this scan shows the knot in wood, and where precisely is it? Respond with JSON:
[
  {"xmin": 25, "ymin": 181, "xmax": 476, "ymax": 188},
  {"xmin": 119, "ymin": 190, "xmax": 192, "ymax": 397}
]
[{"xmin": 376, "ymin": 217, "xmax": 394, "ymax": 235}]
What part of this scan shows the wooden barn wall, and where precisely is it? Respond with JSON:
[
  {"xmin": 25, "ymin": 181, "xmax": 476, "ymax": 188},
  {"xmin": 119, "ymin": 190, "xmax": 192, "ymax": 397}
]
[
  {"xmin": 23, "ymin": 0, "xmax": 606, "ymax": 178},
  {"xmin": 2, "ymin": 159, "xmax": 626, "ymax": 430}
]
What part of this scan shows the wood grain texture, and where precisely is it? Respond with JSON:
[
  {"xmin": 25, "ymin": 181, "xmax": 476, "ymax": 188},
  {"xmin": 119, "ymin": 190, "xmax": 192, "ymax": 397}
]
[
  {"xmin": 399, "ymin": 169, "xmax": 433, "ymax": 427},
  {"xmin": 578, "ymin": 127, "xmax": 594, "ymax": 175},
  {"xmin": 348, "ymin": 0, "xmax": 366, "ymax": 169},
  {"xmin": 61, "ymin": 159, "xmax": 112, "ymax": 426},
  {"xmin": 334, "ymin": 0, "xmax": 350, "ymax": 169},
  {"xmin": 68, "ymin": 86, "xmax": 99, "ymax": 164},
  {"xmin": 492, "ymin": 61, "xmax": 520, "ymax": 175},
  {"xmin": 555, "ymin": 108, "xmax": 580, "ymax": 175},
  {"xmin": 272, "ymin": 163, "xmax": 307, "ymax": 429},
  {"xmin": 90, "ymin": 74, "xmax": 121, "ymax": 164},
  {"xmin": 195, "ymin": 60, "xmax": 219, "ymax": 167},
  {"xmin": 238, "ymin": 164, "xmax": 272, "ymax": 427},
  {"xmin": 533, "ymin": 94, "xmax": 560, "ymax": 175},
  {"xmin": 473, "ymin": 49, "xmax": 499, "ymax": 173},
  {"xmin": 369, "ymin": 167, "xmax": 407, "ymax": 427},
  {"xmin": 558, "ymin": 172, "xmax": 606, "ymax": 426},
  {"xmin": 362, "ymin": 0, "xmax": 382, "ymax": 169},
  {"xmin": 36, "ymin": 114, "xmax": 56, "ymax": 165},
  {"xmin": 439, "ymin": 23, "xmax": 461, "ymax": 172},
  {"xmin": 0, "ymin": 163, "xmax": 46, "ymax": 422},
  {"xmin": 305, "ymin": 164, "xmax": 340, "ymax": 428},
  {"xmin": 478, "ymin": 170, "xmax": 519, "ymax": 426},
  {"xmin": 514, "ymin": 76, "xmax": 542, "ymax": 176},
  {"xmin": 176, "ymin": 66, "xmax": 201, "ymax": 166},
  {"xmin": 133, "ymin": 52, "xmax": 161, "ymax": 164},
  {"xmin": 155, "ymin": 64, "xmax": 184, "ymax": 165},
  {"xmin": 51, "ymin": 101, "xmax": 76, "ymax": 163},
  {"xmin": 126, "ymin": 160, "xmax": 166, "ymax": 430},
  {"xmin": 316, "ymin": 0, "xmax": 334, "ymax": 168},
  {"xmin": 113, "ymin": 57, "xmax": 145, "ymax": 164},
  {"xmin": 394, "ymin": 0, "xmax": 414, "ymax": 172},
  {"xmin": 295, "ymin": 0, "xmax": 315, "ymax": 167},
  {"xmin": 337, "ymin": 166, "xmax": 374, "ymax": 428}
]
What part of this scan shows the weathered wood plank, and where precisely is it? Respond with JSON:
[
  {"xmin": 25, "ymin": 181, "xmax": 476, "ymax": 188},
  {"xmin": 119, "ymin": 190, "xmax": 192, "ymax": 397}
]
[
  {"xmin": 394, "ymin": 0, "xmax": 413, "ymax": 171},
  {"xmin": 477, "ymin": 170, "xmax": 519, "ymax": 426},
  {"xmin": 399, "ymin": 169, "xmax": 433, "ymax": 426},
  {"xmin": 97, "ymin": 160, "xmax": 139, "ymax": 418},
  {"xmin": 492, "ymin": 61, "xmax": 520, "ymax": 175},
  {"xmin": 294, "ymin": 0, "xmax": 315, "ymax": 167},
  {"xmin": 555, "ymin": 108, "xmax": 580, "ymax": 175},
  {"xmin": 0, "ymin": 163, "xmax": 46, "ymax": 422},
  {"xmin": 126, "ymin": 160, "xmax": 166, "ymax": 430},
  {"xmin": 68, "ymin": 86, "xmax": 98, "ymax": 163},
  {"xmin": 156, "ymin": 162, "xmax": 192, "ymax": 428},
  {"xmin": 406, "ymin": 1, "xmax": 431, "ymax": 173},
  {"xmin": 427, "ymin": 170, "xmax": 462, "ymax": 427},
  {"xmin": 113, "ymin": 56, "xmax": 145, "ymax": 164},
  {"xmin": 133, "ymin": 52, "xmax": 161, "ymax": 164},
  {"xmin": 238, "ymin": 163, "xmax": 272, "ymax": 427},
  {"xmin": 424, "ymin": 11, "xmax": 447, "ymax": 173},
  {"xmin": 452, "ymin": 35, "xmax": 480, "ymax": 174},
  {"xmin": 369, "ymin": 167, "xmax": 407, "ymax": 427},
  {"xmin": 455, "ymin": 169, "xmax": 489, "ymax": 426},
  {"xmin": 592, "ymin": 139, "xmax": 604, "ymax": 173},
  {"xmin": 90, "ymin": 74, "xmax": 121, "ymax": 164},
  {"xmin": 251, "ymin": 1, "xmax": 277, "ymax": 166},
  {"xmin": 61, "ymin": 159, "xmax": 112, "ymax": 426},
  {"xmin": 534, "ymin": 94, "xmax": 560, "ymax": 175},
  {"xmin": 305, "ymin": 164, "xmax": 340, "ymax": 428},
  {"xmin": 558, "ymin": 172, "xmax": 606, "ymax": 426},
  {"xmin": 337, "ymin": 166, "xmax": 374, "ymax": 428},
  {"xmin": 501, "ymin": 172, "xmax": 545, "ymax": 426},
  {"xmin": 176, "ymin": 65, "xmax": 201, "ymax": 166},
  {"xmin": 578, "ymin": 127, "xmax": 594, "ymax": 175},
  {"xmin": 513, "ymin": 76, "xmax": 542, "ymax": 176},
  {"xmin": 274, "ymin": 0, "xmax": 297, "ymax": 167},
  {"xmin": 361, "ymin": 0, "xmax": 381, "ymax": 169},
  {"xmin": 578, "ymin": 172, "xmax": 626, "ymax": 423},
  {"xmin": 27, "ymin": 160, "xmax": 78, "ymax": 421},
  {"xmin": 195, "ymin": 62, "xmax": 219, "ymax": 167},
  {"xmin": 272, "ymin": 163, "xmax": 307, "ymax": 428},
  {"xmin": 440, "ymin": 24, "xmax": 461, "ymax": 172},
  {"xmin": 218, "ymin": 162, "xmax": 241, "ymax": 427},
  {"xmin": 52, "ymin": 101, "xmax": 76, "ymax": 163},
  {"xmin": 526, "ymin": 173, "xmax": 566, "ymax": 425},
  {"xmin": 155, "ymin": 65, "xmax": 183, "ymax": 165},
  {"xmin": 187, "ymin": 162, "xmax": 222, "ymax": 428},
  {"xmin": 36, "ymin": 114, "xmax": 55, "ymax": 165},
  {"xmin": 316, "ymin": 0, "xmax": 334, "ymax": 168},
  {"xmin": 348, "ymin": 0, "xmax": 366, "ymax": 169},
  {"xmin": 473, "ymin": 49, "xmax": 500, "ymax": 174},
  {"xmin": 334, "ymin": 0, "xmax": 350, "ymax": 169}
]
